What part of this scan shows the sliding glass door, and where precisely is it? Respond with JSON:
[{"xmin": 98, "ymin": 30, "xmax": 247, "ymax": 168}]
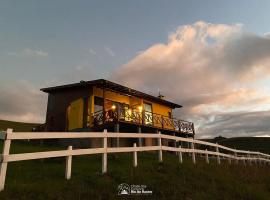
[{"xmin": 143, "ymin": 102, "xmax": 153, "ymax": 125}]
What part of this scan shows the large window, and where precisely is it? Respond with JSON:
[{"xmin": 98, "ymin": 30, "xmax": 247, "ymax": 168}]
[
  {"xmin": 94, "ymin": 96, "xmax": 103, "ymax": 113},
  {"xmin": 143, "ymin": 102, "xmax": 153, "ymax": 125}
]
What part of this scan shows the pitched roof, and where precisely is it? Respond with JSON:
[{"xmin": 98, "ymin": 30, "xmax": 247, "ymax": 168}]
[{"xmin": 41, "ymin": 79, "xmax": 182, "ymax": 109}]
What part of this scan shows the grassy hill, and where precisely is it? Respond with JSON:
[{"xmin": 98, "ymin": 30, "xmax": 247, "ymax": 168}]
[
  {"xmin": 203, "ymin": 137, "xmax": 270, "ymax": 154},
  {"xmin": 0, "ymin": 119, "xmax": 41, "ymax": 132},
  {"xmin": 0, "ymin": 144, "xmax": 269, "ymax": 200},
  {"xmin": 0, "ymin": 120, "xmax": 269, "ymax": 199}
]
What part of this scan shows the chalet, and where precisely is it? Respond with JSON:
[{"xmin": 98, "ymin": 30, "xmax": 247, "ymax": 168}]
[{"xmin": 41, "ymin": 79, "xmax": 194, "ymax": 147}]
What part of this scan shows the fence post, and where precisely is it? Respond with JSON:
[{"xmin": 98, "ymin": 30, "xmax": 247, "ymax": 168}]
[
  {"xmin": 234, "ymin": 150, "xmax": 238, "ymax": 165},
  {"xmin": 179, "ymin": 145, "xmax": 183, "ymax": 164},
  {"xmin": 191, "ymin": 142, "xmax": 196, "ymax": 164},
  {"xmin": 0, "ymin": 128, "xmax": 12, "ymax": 191},
  {"xmin": 205, "ymin": 149, "xmax": 209, "ymax": 164},
  {"xmin": 158, "ymin": 131, "xmax": 163, "ymax": 163},
  {"xmin": 133, "ymin": 143, "xmax": 137, "ymax": 167},
  {"xmin": 254, "ymin": 155, "xmax": 257, "ymax": 165},
  {"xmin": 102, "ymin": 129, "xmax": 108, "ymax": 174},
  {"xmin": 228, "ymin": 155, "xmax": 232, "ymax": 165},
  {"xmin": 248, "ymin": 152, "xmax": 251, "ymax": 165},
  {"xmin": 65, "ymin": 146, "xmax": 72, "ymax": 180},
  {"xmin": 216, "ymin": 144, "xmax": 220, "ymax": 165}
]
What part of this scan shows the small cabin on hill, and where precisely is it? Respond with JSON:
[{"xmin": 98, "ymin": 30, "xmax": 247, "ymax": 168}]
[{"xmin": 41, "ymin": 79, "xmax": 194, "ymax": 147}]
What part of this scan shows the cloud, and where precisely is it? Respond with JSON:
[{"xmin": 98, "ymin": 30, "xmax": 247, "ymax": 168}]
[
  {"xmin": 0, "ymin": 81, "xmax": 46, "ymax": 123},
  {"xmin": 111, "ymin": 21, "xmax": 270, "ymax": 138},
  {"xmin": 89, "ymin": 48, "xmax": 97, "ymax": 55},
  {"xmin": 7, "ymin": 48, "xmax": 48, "ymax": 57},
  {"xmin": 105, "ymin": 47, "xmax": 115, "ymax": 57},
  {"xmin": 197, "ymin": 110, "xmax": 270, "ymax": 138},
  {"xmin": 75, "ymin": 65, "xmax": 84, "ymax": 71}
]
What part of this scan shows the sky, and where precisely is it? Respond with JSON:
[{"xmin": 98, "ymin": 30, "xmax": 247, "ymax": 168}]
[{"xmin": 1, "ymin": 0, "xmax": 270, "ymax": 138}]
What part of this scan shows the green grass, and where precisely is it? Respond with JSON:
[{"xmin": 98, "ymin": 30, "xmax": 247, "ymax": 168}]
[
  {"xmin": 0, "ymin": 120, "xmax": 270, "ymax": 199},
  {"xmin": 0, "ymin": 119, "xmax": 40, "ymax": 132},
  {"xmin": 0, "ymin": 142, "xmax": 269, "ymax": 200}
]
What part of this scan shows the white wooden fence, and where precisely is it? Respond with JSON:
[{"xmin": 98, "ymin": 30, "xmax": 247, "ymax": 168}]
[{"xmin": 0, "ymin": 128, "xmax": 270, "ymax": 191}]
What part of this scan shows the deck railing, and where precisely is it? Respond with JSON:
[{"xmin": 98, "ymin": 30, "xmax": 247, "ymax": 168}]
[
  {"xmin": 1, "ymin": 129, "xmax": 270, "ymax": 191},
  {"xmin": 93, "ymin": 108, "xmax": 195, "ymax": 135}
]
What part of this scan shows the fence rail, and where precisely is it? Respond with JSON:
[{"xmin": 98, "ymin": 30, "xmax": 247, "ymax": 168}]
[{"xmin": 0, "ymin": 128, "xmax": 269, "ymax": 191}]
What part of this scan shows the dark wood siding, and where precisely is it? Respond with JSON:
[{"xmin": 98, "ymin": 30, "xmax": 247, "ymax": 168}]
[{"xmin": 45, "ymin": 87, "xmax": 93, "ymax": 131}]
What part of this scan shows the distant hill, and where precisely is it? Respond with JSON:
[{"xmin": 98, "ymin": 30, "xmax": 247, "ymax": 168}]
[
  {"xmin": 0, "ymin": 119, "xmax": 41, "ymax": 132},
  {"xmin": 203, "ymin": 137, "xmax": 270, "ymax": 154}
]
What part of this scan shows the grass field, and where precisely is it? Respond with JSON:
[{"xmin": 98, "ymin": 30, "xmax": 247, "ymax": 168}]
[
  {"xmin": 1, "ymin": 120, "xmax": 270, "ymax": 199},
  {"xmin": 0, "ymin": 141, "xmax": 269, "ymax": 200},
  {"xmin": 0, "ymin": 119, "xmax": 40, "ymax": 132}
]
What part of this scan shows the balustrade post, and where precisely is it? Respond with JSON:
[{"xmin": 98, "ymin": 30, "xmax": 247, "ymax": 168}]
[
  {"xmin": 142, "ymin": 110, "xmax": 145, "ymax": 126},
  {"xmin": 161, "ymin": 116, "xmax": 164, "ymax": 129}
]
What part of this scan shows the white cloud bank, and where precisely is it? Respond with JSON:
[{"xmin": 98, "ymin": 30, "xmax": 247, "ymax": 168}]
[
  {"xmin": 112, "ymin": 21, "xmax": 270, "ymax": 137},
  {"xmin": 0, "ymin": 81, "xmax": 46, "ymax": 123}
]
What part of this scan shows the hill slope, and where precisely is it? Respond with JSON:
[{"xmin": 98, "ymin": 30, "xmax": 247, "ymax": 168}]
[
  {"xmin": 217, "ymin": 137, "xmax": 270, "ymax": 154},
  {"xmin": 0, "ymin": 148, "xmax": 269, "ymax": 200},
  {"xmin": 0, "ymin": 119, "xmax": 40, "ymax": 132}
]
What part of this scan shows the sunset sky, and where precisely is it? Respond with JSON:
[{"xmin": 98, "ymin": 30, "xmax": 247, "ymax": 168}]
[{"xmin": 1, "ymin": 0, "xmax": 270, "ymax": 138}]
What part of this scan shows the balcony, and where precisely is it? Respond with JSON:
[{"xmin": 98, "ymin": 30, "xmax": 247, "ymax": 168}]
[{"xmin": 92, "ymin": 108, "xmax": 195, "ymax": 135}]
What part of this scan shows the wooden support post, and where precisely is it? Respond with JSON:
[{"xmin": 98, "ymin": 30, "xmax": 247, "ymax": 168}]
[
  {"xmin": 133, "ymin": 143, "xmax": 137, "ymax": 167},
  {"xmin": 0, "ymin": 129, "xmax": 12, "ymax": 191},
  {"xmin": 65, "ymin": 146, "xmax": 72, "ymax": 180},
  {"xmin": 216, "ymin": 145, "xmax": 220, "ymax": 165},
  {"xmin": 179, "ymin": 145, "xmax": 183, "ymax": 164},
  {"xmin": 137, "ymin": 126, "xmax": 142, "ymax": 147},
  {"xmin": 173, "ymin": 132, "xmax": 177, "ymax": 155},
  {"xmin": 115, "ymin": 123, "xmax": 120, "ymax": 147},
  {"xmin": 191, "ymin": 142, "xmax": 196, "ymax": 164},
  {"xmin": 102, "ymin": 129, "xmax": 107, "ymax": 174},
  {"xmin": 205, "ymin": 149, "xmax": 209, "ymax": 164},
  {"xmin": 158, "ymin": 131, "xmax": 163, "ymax": 163}
]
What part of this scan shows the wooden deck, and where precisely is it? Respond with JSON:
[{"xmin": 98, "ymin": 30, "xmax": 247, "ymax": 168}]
[{"xmin": 92, "ymin": 109, "xmax": 195, "ymax": 136}]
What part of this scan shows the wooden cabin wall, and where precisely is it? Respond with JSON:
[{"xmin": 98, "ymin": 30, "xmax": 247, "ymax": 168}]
[{"xmin": 45, "ymin": 87, "xmax": 93, "ymax": 131}]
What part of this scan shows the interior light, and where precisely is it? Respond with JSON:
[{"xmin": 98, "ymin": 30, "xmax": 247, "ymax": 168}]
[
  {"xmin": 111, "ymin": 105, "xmax": 116, "ymax": 110},
  {"xmin": 138, "ymin": 106, "xmax": 143, "ymax": 112}
]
